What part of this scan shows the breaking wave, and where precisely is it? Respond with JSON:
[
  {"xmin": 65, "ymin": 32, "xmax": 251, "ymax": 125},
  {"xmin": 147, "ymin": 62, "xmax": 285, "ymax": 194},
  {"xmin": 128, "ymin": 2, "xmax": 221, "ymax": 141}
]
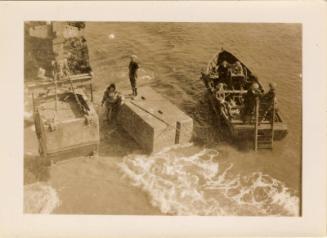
[
  {"xmin": 24, "ymin": 183, "xmax": 60, "ymax": 214},
  {"xmin": 118, "ymin": 146, "xmax": 299, "ymax": 216}
]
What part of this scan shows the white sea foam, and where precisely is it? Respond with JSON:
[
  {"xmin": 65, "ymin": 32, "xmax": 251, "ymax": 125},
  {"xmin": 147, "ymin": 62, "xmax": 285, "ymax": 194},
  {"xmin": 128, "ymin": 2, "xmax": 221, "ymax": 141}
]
[
  {"xmin": 24, "ymin": 183, "xmax": 60, "ymax": 214},
  {"xmin": 118, "ymin": 147, "xmax": 299, "ymax": 216}
]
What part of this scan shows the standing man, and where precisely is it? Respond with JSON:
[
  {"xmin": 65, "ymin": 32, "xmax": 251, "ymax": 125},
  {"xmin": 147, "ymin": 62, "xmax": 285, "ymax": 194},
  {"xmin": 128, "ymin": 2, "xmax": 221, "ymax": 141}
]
[
  {"xmin": 260, "ymin": 82, "xmax": 278, "ymax": 122},
  {"xmin": 217, "ymin": 60, "xmax": 231, "ymax": 87},
  {"xmin": 242, "ymin": 82, "xmax": 262, "ymax": 122},
  {"xmin": 129, "ymin": 55, "xmax": 139, "ymax": 96},
  {"xmin": 51, "ymin": 57, "xmax": 70, "ymax": 80}
]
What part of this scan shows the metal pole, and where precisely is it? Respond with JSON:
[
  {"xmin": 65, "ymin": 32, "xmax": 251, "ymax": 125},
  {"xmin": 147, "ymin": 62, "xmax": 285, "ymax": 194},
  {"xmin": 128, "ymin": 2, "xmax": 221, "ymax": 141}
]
[
  {"xmin": 254, "ymin": 97, "xmax": 259, "ymax": 151},
  {"xmin": 90, "ymin": 84, "xmax": 93, "ymax": 102},
  {"xmin": 271, "ymin": 95, "xmax": 275, "ymax": 149},
  {"xmin": 54, "ymin": 74, "xmax": 58, "ymax": 111}
]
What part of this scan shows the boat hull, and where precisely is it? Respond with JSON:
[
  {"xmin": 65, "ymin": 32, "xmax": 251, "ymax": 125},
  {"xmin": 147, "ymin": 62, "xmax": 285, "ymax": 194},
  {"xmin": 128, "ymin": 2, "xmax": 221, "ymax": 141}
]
[{"xmin": 207, "ymin": 90, "xmax": 288, "ymax": 141}]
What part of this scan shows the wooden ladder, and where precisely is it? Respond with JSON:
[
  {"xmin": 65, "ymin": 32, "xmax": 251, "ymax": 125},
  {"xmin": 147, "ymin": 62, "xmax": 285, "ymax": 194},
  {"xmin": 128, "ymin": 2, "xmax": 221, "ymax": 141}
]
[{"xmin": 254, "ymin": 97, "xmax": 275, "ymax": 151}]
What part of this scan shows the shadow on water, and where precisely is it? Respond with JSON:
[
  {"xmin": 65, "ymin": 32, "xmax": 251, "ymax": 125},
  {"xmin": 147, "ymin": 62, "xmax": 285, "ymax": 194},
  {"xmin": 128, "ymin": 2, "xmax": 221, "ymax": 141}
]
[
  {"xmin": 97, "ymin": 107, "xmax": 141, "ymax": 158},
  {"xmin": 24, "ymin": 117, "xmax": 51, "ymax": 185},
  {"xmin": 24, "ymin": 120, "xmax": 34, "ymax": 128},
  {"xmin": 24, "ymin": 155, "xmax": 50, "ymax": 185}
]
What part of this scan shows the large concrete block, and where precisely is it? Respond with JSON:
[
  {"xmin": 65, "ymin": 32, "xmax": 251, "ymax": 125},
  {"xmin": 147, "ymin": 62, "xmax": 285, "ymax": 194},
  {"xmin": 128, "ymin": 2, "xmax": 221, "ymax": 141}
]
[{"xmin": 118, "ymin": 87, "xmax": 193, "ymax": 153}]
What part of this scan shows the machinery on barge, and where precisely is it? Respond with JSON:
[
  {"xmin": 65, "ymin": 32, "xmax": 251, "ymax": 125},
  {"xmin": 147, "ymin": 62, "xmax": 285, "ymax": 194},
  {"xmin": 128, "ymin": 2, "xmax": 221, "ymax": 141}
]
[
  {"xmin": 200, "ymin": 49, "xmax": 288, "ymax": 150},
  {"xmin": 25, "ymin": 21, "xmax": 99, "ymax": 164}
]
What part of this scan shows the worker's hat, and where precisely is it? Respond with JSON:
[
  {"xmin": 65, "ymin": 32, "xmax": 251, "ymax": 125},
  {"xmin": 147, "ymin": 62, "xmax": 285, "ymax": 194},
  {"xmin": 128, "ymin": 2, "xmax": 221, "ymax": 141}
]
[
  {"xmin": 107, "ymin": 83, "xmax": 116, "ymax": 91},
  {"xmin": 269, "ymin": 82, "xmax": 277, "ymax": 90},
  {"xmin": 130, "ymin": 55, "xmax": 138, "ymax": 60},
  {"xmin": 251, "ymin": 82, "xmax": 259, "ymax": 90}
]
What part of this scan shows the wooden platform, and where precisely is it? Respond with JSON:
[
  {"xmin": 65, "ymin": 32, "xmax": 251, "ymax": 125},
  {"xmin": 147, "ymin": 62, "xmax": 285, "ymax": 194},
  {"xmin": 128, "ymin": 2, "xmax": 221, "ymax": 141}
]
[
  {"xmin": 118, "ymin": 87, "xmax": 193, "ymax": 153},
  {"xmin": 26, "ymin": 73, "xmax": 93, "ymax": 90}
]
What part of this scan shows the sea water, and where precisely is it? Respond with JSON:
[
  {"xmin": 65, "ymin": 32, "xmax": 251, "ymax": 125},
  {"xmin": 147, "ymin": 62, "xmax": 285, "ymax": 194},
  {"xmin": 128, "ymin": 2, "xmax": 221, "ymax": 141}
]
[
  {"xmin": 118, "ymin": 144, "xmax": 299, "ymax": 216},
  {"xmin": 85, "ymin": 22, "xmax": 301, "ymax": 216}
]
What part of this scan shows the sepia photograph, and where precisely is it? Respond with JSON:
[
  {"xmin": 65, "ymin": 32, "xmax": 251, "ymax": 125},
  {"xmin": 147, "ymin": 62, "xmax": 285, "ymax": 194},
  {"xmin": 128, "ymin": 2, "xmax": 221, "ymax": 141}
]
[
  {"xmin": 0, "ymin": 1, "xmax": 326, "ymax": 237},
  {"xmin": 23, "ymin": 21, "xmax": 302, "ymax": 216}
]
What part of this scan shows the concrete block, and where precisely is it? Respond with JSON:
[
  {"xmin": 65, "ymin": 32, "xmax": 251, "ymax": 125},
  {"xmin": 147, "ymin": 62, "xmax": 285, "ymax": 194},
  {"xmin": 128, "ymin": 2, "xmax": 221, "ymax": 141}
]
[
  {"xmin": 29, "ymin": 25, "xmax": 51, "ymax": 39},
  {"xmin": 118, "ymin": 87, "xmax": 193, "ymax": 153},
  {"xmin": 53, "ymin": 22, "xmax": 80, "ymax": 39}
]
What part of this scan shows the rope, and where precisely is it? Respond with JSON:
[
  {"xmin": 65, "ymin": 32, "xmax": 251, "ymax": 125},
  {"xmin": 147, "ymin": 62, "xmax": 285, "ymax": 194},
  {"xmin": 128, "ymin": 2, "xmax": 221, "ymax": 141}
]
[{"xmin": 67, "ymin": 73, "xmax": 89, "ymax": 116}]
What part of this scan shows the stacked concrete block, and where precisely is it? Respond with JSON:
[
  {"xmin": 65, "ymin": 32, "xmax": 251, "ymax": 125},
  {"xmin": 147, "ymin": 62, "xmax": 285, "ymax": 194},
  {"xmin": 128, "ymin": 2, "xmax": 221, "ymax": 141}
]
[
  {"xmin": 29, "ymin": 25, "xmax": 51, "ymax": 39},
  {"xmin": 53, "ymin": 22, "xmax": 80, "ymax": 39}
]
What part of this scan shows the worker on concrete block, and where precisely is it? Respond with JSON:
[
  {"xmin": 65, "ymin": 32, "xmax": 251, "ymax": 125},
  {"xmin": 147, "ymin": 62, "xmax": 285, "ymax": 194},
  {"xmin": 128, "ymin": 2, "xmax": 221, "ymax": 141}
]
[
  {"xmin": 101, "ymin": 83, "xmax": 124, "ymax": 123},
  {"xmin": 129, "ymin": 55, "xmax": 139, "ymax": 96}
]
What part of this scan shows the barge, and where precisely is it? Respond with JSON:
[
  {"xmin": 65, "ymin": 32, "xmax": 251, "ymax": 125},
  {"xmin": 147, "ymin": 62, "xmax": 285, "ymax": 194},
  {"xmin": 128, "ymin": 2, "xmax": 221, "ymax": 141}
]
[
  {"xmin": 200, "ymin": 49, "xmax": 287, "ymax": 150},
  {"xmin": 25, "ymin": 21, "xmax": 99, "ymax": 163}
]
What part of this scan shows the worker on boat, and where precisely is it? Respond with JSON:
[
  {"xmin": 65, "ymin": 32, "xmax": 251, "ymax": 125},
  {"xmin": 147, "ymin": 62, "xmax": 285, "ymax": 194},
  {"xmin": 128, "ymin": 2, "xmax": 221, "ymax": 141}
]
[
  {"xmin": 215, "ymin": 83, "xmax": 227, "ymax": 103},
  {"xmin": 242, "ymin": 82, "xmax": 262, "ymax": 122},
  {"xmin": 215, "ymin": 83, "xmax": 229, "ymax": 118},
  {"xmin": 233, "ymin": 61, "xmax": 243, "ymax": 75},
  {"xmin": 215, "ymin": 83, "xmax": 239, "ymax": 119},
  {"xmin": 231, "ymin": 61, "xmax": 245, "ymax": 90},
  {"xmin": 51, "ymin": 57, "xmax": 70, "ymax": 80},
  {"xmin": 260, "ymin": 82, "xmax": 278, "ymax": 122},
  {"xmin": 101, "ymin": 83, "xmax": 124, "ymax": 123},
  {"xmin": 129, "ymin": 55, "xmax": 139, "ymax": 96},
  {"xmin": 217, "ymin": 60, "xmax": 231, "ymax": 87},
  {"xmin": 80, "ymin": 37, "xmax": 89, "ymax": 61},
  {"xmin": 226, "ymin": 97, "xmax": 240, "ymax": 119}
]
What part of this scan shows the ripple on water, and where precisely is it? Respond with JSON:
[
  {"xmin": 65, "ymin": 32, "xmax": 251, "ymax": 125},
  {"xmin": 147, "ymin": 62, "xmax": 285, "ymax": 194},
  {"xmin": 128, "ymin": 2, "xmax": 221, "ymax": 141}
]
[{"xmin": 118, "ymin": 145, "xmax": 299, "ymax": 216}]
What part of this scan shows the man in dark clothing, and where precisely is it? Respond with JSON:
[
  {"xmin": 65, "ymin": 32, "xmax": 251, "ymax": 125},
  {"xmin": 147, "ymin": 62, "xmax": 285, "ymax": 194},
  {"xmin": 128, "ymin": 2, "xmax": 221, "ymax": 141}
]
[
  {"xmin": 260, "ymin": 82, "xmax": 278, "ymax": 122},
  {"xmin": 242, "ymin": 82, "xmax": 262, "ymax": 122},
  {"xmin": 101, "ymin": 83, "xmax": 124, "ymax": 122},
  {"xmin": 217, "ymin": 60, "xmax": 231, "ymax": 87},
  {"xmin": 129, "ymin": 55, "xmax": 139, "ymax": 96}
]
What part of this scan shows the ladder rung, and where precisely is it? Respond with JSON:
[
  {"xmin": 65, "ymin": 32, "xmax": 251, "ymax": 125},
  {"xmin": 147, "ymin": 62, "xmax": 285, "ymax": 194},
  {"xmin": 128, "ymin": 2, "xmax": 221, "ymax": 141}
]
[
  {"xmin": 258, "ymin": 141, "xmax": 272, "ymax": 144},
  {"xmin": 257, "ymin": 136, "xmax": 272, "ymax": 140},
  {"xmin": 257, "ymin": 136, "xmax": 272, "ymax": 139},
  {"xmin": 258, "ymin": 140, "xmax": 271, "ymax": 142},
  {"xmin": 258, "ymin": 136, "xmax": 272, "ymax": 140},
  {"xmin": 258, "ymin": 145, "xmax": 273, "ymax": 149},
  {"xmin": 258, "ymin": 134, "xmax": 272, "ymax": 137},
  {"xmin": 258, "ymin": 129, "xmax": 273, "ymax": 131}
]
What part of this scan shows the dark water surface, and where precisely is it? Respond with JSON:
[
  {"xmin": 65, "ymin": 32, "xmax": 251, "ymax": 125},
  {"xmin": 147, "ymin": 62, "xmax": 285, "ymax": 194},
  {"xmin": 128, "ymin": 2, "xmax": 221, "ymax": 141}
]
[{"xmin": 86, "ymin": 22, "xmax": 301, "ymax": 216}]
